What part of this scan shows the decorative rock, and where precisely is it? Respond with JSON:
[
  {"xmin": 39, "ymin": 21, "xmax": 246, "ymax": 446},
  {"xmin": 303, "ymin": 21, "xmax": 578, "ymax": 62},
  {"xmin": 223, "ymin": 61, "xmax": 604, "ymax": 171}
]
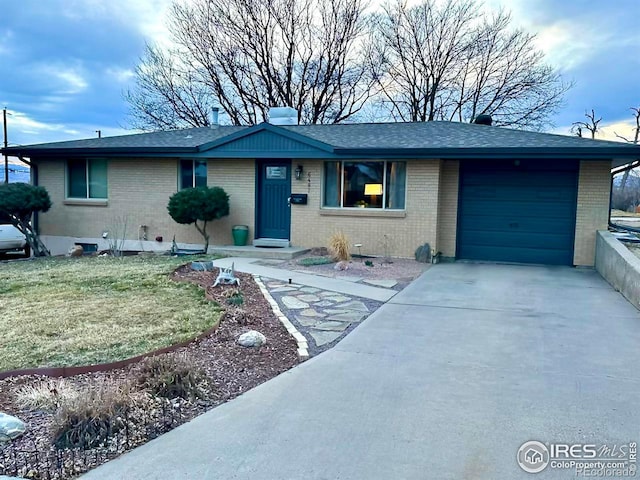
[
  {"xmin": 327, "ymin": 312, "xmax": 367, "ymax": 323},
  {"xmin": 295, "ymin": 316, "xmax": 321, "ymax": 327},
  {"xmin": 237, "ymin": 330, "xmax": 267, "ymax": 347},
  {"xmin": 312, "ymin": 321, "xmax": 351, "ymax": 332},
  {"xmin": 309, "ymin": 330, "xmax": 343, "ymax": 346},
  {"xmin": 334, "ymin": 261, "xmax": 349, "ymax": 271},
  {"xmin": 300, "ymin": 287, "xmax": 321, "ymax": 293},
  {"xmin": 321, "ymin": 294, "xmax": 350, "ymax": 303},
  {"xmin": 299, "ymin": 308, "xmax": 326, "ymax": 318},
  {"xmin": 313, "ymin": 300, "xmax": 335, "ymax": 307},
  {"xmin": 191, "ymin": 260, "xmax": 214, "ymax": 271},
  {"xmin": 68, "ymin": 245, "xmax": 83, "ymax": 257},
  {"xmin": 0, "ymin": 412, "xmax": 26, "ymax": 442},
  {"xmin": 415, "ymin": 243, "xmax": 432, "ymax": 263},
  {"xmin": 334, "ymin": 300, "xmax": 369, "ymax": 312},
  {"xmin": 282, "ymin": 296, "xmax": 309, "ymax": 309},
  {"xmin": 297, "ymin": 294, "xmax": 320, "ymax": 302}
]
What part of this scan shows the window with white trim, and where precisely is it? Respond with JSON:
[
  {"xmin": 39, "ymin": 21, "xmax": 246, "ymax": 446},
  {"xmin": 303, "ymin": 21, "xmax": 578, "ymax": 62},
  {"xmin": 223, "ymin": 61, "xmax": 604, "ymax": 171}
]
[
  {"xmin": 67, "ymin": 159, "xmax": 108, "ymax": 199},
  {"xmin": 179, "ymin": 159, "xmax": 207, "ymax": 189},
  {"xmin": 323, "ymin": 161, "xmax": 406, "ymax": 209}
]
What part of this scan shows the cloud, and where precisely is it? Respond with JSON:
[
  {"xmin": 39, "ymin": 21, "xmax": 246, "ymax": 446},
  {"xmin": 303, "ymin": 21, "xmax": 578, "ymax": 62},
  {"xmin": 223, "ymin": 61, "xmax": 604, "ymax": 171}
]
[
  {"xmin": 553, "ymin": 118, "xmax": 638, "ymax": 143},
  {"xmin": 599, "ymin": 120, "xmax": 639, "ymax": 143},
  {"xmin": 532, "ymin": 22, "xmax": 608, "ymax": 72},
  {"xmin": 106, "ymin": 67, "xmax": 136, "ymax": 84}
]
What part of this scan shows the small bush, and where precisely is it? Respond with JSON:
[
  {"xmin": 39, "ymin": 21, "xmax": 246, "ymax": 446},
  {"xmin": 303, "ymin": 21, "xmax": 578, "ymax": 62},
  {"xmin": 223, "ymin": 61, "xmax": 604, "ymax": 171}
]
[
  {"xmin": 53, "ymin": 381, "xmax": 131, "ymax": 450},
  {"xmin": 364, "ymin": 260, "xmax": 374, "ymax": 267},
  {"xmin": 135, "ymin": 354, "xmax": 209, "ymax": 401},
  {"xmin": 297, "ymin": 256, "xmax": 333, "ymax": 266},
  {"xmin": 16, "ymin": 378, "xmax": 81, "ymax": 412},
  {"xmin": 223, "ymin": 287, "xmax": 244, "ymax": 305},
  {"xmin": 328, "ymin": 231, "xmax": 351, "ymax": 262}
]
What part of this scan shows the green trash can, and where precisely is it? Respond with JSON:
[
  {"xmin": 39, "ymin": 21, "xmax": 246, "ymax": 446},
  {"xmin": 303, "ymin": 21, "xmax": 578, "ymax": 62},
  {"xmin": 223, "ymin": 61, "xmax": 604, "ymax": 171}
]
[{"xmin": 232, "ymin": 225, "xmax": 249, "ymax": 246}]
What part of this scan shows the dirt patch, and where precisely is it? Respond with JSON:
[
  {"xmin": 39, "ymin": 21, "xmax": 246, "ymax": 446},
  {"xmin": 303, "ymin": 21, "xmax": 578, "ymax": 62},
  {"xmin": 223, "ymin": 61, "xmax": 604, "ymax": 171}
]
[
  {"xmin": 0, "ymin": 268, "xmax": 298, "ymax": 478},
  {"xmin": 283, "ymin": 252, "xmax": 430, "ymax": 287}
]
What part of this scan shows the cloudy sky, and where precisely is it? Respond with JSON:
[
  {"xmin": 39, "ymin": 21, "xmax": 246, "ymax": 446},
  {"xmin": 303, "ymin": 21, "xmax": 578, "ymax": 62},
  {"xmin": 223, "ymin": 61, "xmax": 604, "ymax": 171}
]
[{"xmin": 1, "ymin": 0, "xmax": 639, "ymax": 159}]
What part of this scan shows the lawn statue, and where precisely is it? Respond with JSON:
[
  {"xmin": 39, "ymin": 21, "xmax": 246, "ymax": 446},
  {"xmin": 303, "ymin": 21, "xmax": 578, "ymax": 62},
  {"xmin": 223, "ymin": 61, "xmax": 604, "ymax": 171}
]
[{"xmin": 214, "ymin": 263, "xmax": 240, "ymax": 287}]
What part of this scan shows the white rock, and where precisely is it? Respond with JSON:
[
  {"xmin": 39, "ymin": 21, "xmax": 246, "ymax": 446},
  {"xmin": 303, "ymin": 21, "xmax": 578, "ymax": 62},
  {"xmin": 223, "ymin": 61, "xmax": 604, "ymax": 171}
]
[
  {"xmin": 237, "ymin": 330, "xmax": 267, "ymax": 347},
  {"xmin": 334, "ymin": 261, "xmax": 349, "ymax": 271},
  {"xmin": 0, "ymin": 412, "xmax": 26, "ymax": 442}
]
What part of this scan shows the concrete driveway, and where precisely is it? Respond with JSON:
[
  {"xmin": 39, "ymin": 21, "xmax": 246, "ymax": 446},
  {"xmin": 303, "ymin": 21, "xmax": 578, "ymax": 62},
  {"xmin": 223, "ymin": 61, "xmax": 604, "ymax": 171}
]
[{"xmin": 83, "ymin": 263, "xmax": 640, "ymax": 479}]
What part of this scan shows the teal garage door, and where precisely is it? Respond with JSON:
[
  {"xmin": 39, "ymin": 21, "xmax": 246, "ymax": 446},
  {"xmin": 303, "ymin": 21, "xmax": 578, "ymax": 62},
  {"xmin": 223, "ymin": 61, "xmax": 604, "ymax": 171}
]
[{"xmin": 457, "ymin": 159, "xmax": 579, "ymax": 265}]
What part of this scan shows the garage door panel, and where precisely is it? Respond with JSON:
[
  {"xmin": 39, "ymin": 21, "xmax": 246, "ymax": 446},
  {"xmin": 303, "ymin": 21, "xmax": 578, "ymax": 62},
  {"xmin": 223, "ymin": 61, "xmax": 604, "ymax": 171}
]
[
  {"xmin": 462, "ymin": 173, "xmax": 576, "ymax": 188},
  {"xmin": 461, "ymin": 200, "xmax": 575, "ymax": 218},
  {"xmin": 458, "ymin": 231, "xmax": 575, "ymax": 250},
  {"xmin": 459, "ymin": 244, "xmax": 573, "ymax": 265},
  {"xmin": 457, "ymin": 160, "xmax": 578, "ymax": 265},
  {"xmin": 459, "ymin": 216, "xmax": 574, "ymax": 234}
]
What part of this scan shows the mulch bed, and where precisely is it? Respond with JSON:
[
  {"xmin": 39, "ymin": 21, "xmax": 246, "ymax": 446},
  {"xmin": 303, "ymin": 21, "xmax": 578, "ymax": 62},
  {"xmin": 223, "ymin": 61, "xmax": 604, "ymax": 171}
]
[{"xmin": 0, "ymin": 267, "xmax": 299, "ymax": 479}]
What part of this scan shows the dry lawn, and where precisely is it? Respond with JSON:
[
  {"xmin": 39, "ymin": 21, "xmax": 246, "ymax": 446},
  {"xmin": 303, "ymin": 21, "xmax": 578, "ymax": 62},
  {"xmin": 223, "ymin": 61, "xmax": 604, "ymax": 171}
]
[{"xmin": 0, "ymin": 255, "xmax": 223, "ymax": 371}]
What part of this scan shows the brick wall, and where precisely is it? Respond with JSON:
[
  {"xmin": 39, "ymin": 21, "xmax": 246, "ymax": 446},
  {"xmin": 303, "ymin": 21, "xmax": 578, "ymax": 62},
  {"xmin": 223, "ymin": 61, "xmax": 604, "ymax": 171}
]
[
  {"xmin": 290, "ymin": 160, "xmax": 441, "ymax": 258},
  {"xmin": 36, "ymin": 158, "xmax": 255, "ymax": 247},
  {"xmin": 574, "ymin": 160, "xmax": 612, "ymax": 266},
  {"xmin": 436, "ymin": 160, "xmax": 460, "ymax": 258}
]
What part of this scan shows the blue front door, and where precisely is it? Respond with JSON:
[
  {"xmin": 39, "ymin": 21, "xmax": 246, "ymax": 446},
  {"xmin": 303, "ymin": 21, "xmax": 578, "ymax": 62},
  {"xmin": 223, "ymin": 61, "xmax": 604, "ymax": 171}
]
[{"xmin": 256, "ymin": 160, "xmax": 291, "ymax": 239}]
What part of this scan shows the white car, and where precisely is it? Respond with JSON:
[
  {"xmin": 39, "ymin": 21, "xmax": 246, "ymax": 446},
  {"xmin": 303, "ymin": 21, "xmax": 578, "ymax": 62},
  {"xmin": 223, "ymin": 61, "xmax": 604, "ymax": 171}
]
[{"xmin": 0, "ymin": 224, "xmax": 30, "ymax": 256}]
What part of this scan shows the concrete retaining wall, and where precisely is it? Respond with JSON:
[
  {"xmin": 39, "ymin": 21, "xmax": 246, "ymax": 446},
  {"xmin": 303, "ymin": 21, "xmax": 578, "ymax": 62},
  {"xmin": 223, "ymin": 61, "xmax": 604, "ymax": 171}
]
[{"xmin": 595, "ymin": 230, "xmax": 640, "ymax": 310}]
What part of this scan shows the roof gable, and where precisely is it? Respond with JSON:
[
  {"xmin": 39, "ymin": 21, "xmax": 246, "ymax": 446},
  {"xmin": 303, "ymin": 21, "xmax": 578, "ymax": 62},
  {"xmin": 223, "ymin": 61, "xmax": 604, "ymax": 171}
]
[{"xmin": 197, "ymin": 123, "xmax": 334, "ymax": 157}]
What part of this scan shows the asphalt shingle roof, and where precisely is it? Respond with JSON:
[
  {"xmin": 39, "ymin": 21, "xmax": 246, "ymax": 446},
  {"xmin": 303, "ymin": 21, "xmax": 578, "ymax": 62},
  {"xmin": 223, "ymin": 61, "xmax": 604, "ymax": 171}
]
[
  {"xmin": 4, "ymin": 121, "xmax": 640, "ymax": 157},
  {"xmin": 14, "ymin": 126, "xmax": 247, "ymax": 150},
  {"xmin": 282, "ymin": 121, "xmax": 632, "ymax": 150}
]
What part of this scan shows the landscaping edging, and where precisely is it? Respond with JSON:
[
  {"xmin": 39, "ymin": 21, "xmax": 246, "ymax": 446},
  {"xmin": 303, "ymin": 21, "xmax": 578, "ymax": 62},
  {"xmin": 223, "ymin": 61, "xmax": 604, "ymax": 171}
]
[
  {"xmin": 0, "ymin": 316, "xmax": 223, "ymax": 381},
  {"xmin": 595, "ymin": 230, "xmax": 640, "ymax": 310},
  {"xmin": 253, "ymin": 276, "xmax": 309, "ymax": 361}
]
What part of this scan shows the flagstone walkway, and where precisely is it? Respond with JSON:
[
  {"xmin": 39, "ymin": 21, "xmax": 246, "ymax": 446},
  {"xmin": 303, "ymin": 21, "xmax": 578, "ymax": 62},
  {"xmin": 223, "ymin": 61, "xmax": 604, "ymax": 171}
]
[{"xmin": 263, "ymin": 279, "xmax": 383, "ymax": 355}]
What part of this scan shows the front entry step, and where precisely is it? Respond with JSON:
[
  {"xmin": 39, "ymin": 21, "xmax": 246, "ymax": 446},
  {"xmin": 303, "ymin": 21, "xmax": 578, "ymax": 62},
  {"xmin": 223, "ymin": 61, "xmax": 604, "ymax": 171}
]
[{"xmin": 253, "ymin": 238, "xmax": 291, "ymax": 248}]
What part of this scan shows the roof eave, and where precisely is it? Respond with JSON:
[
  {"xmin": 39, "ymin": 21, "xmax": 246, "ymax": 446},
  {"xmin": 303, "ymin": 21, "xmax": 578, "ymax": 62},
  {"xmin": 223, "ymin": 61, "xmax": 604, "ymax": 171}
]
[
  {"xmin": 1, "ymin": 146, "xmax": 199, "ymax": 158},
  {"xmin": 333, "ymin": 146, "xmax": 640, "ymax": 160}
]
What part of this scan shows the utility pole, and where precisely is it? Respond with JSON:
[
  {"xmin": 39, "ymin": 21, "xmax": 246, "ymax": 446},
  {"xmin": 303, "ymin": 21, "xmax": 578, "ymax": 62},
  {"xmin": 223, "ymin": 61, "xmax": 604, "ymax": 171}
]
[
  {"xmin": 96, "ymin": 130, "xmax": 101, "ymax": 138},
  {"xmin": 3, "ymin": 107, "xmax": 8, "ymax": 184}
]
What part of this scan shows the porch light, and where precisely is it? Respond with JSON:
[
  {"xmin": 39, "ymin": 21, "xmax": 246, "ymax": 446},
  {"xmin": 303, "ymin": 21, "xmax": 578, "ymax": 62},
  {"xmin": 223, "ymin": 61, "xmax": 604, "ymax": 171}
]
[{"xmin": 295, "ymin": 164, "xmax": 303, "ymax": 180}]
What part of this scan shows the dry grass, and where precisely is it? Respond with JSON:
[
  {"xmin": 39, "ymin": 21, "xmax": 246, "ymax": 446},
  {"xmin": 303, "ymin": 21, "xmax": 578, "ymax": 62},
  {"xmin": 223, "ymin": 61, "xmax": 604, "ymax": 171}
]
[
  {"xmin": 328, "ymin": 231, "xmax": 351, "ymax": 262},
  {"xmin": 0, "ymin": 256, "xmax": 223, "ymax": 371},
  {"xmin": 15, "ymin": 378, "xmax": 82, "ymax": 412}
]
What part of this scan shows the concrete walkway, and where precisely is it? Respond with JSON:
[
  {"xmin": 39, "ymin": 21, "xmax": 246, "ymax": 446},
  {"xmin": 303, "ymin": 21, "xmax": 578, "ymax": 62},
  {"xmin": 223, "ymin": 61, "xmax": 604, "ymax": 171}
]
[
  {"xmin": 83, "ymin": 263, "xmax": 640, "ymax": 479},
  {"xmin": 212, "ymin": 257, "xmax": 396, "ymax": 302}
]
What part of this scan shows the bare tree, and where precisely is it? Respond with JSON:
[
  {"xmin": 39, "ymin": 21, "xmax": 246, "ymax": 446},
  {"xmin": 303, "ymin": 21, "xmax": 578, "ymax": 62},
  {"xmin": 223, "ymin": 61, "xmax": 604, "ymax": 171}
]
[
  {"xmin": 126, "ymin": 0, "xmax": 380, "ymax": 128},
  {"xmin": 615, "ymin": 106, "xmax": 640, "ymax": 144},
  {"xmin": 571, "ymin": 109, "xmax": 602, "ymax": 139},
  {"xmin": 374, "ymin": 0, "xmax": 569, "ymax": 129},
  {"xmin": 614, "ymin": 106, "xmax": 640, "ymax": 194}
]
